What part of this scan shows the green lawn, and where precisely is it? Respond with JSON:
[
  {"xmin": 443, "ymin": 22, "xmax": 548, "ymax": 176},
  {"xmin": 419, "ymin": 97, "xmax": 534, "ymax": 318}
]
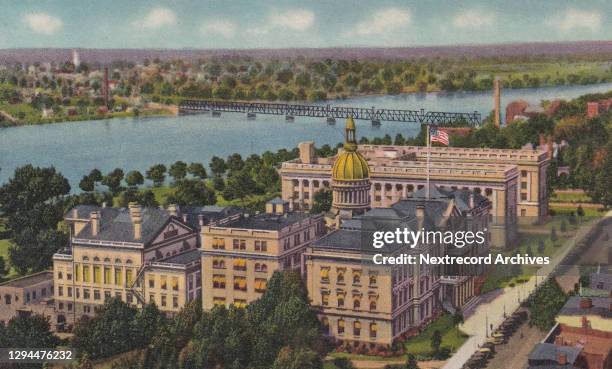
[
  {"xmin": 404, "ymin": 314, "xmax": 468, "ymax": 357},
  {"xmin": 550, "ymin": 191, "xmax": 593, "ymax": 203},
  {"xmin": 550, "ymin": 205, "xmax": 605, "ymax": 218},
  {"xmin": 0, "ymin": 238, "xmax": 10, "ymax": 260}
]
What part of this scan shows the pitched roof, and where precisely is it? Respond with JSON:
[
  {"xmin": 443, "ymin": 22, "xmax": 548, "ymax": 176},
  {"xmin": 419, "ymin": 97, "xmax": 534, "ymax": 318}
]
[
  {"xmin": 71, "ymin": 205, "xmax": 172, "ymax": 245},
  {"xmin": 559, "ymin": 296, "xmax": 612, "ymax": 318},
  {"xmin": 528, "ymin": 343, "xmax": 581, "ymax": 364}
]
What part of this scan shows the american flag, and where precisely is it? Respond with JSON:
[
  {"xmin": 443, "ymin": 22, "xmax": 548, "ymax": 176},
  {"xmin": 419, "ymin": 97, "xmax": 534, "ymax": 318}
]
[{"xmin": 430, "ymin": 126, "xmax": 449, "ymax": 146}]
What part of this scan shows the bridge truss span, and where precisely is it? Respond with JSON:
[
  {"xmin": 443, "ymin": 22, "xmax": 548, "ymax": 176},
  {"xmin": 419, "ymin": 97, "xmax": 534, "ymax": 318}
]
[{"xmin": 179, "ymin": 99, "xmax": 482, "ymax": 126}]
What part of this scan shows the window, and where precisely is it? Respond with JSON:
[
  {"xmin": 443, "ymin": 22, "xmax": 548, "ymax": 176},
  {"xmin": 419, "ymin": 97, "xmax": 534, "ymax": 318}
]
[
  {"xmin": 320, "ymin": 267, "xmax": 330, "ymax": 283},
  {"xmin": 149, "ymin": 294, "xmax": 155, "ymax": 304},
  {"xmin": 233, "ymin": 277, "xmax": 247, "ymax": 292},
  {"xmin": 75, "ymin": 264, "xmax": 81, "ymax": 282},
  {"xmin": 521, "ymin": 193, "xmax": 527, "ymax": 201},
  {"xmin": 521, "ymin": 170, "xmax": 527, "ymax": 177},
  {"xmin": 58, "ymin": 271, "xmax": 63, "ymax": 280},
  {"xmin": 370, "ymin": 300, "xmax": 377, "ymax": 311},
  {"xmin": 337, "ymin": 268, "xmax": 345, "ymax": 284},
  {"xmin": 233, "ymin": 239, "xmax": 246, "ymax": 250},
  {"xmin": 294, "ymin": 234, "xmax": 301, "ymax": 245},
  {"xmin": 83, "ymin": 265, "xmax": 90, "ymax": 282},
  {"xmin": 161, "ymin": 295, "xmax": 167, "ymax": 307},
  {"xmin": 104, "ymin": 290, "xmax": 111, "ymax": 301},
  {"xmin": 212, "ymin": 238, "xmax": 226, "ymax": 250},
  {"xmin": 171, "ymin": 277, "xmax": 179, "ymax": 291},
  {"xmin": 337, "ymin": 293, "xmax": 345, "ymax": 307},
  {"xmin": 322, "ymin": 317, "xmax": 330, "ymax": 334},
  {"xmin": 353, "ymin": 298, "xmax": 361, "ymax": 310},
  {"xmin": 233, "ymin": 259, "xmax": 247, "ymax": 271},
  {"xmin": 485, "ymin": 188, "xmax": 493, "ymax": 196},
  {"xmin": 67, "ymin": 287, "xmax": 72, "ymax": 297},
  {"xmin": 126, "ymin": 269, "xmax": 133, "ymax": 286},
  {"xmin": 149, "ymin": 277, "xmax": 155, "ymax": 288},
  {"xmin": 58, "ymin": 286, "xmax": 63, "ymax": 297},
  {"xmin": 213, "ymin": 258, "xmax": 226, "ymax": 269},
  {"xmin": 254, "ymin": 278, "xmax": 267, "ymax": 293},
  {"xmin": 160, "ymin": 276, "xmax": 167, "ymax": 290},
  {"xmin": 4, "ymin": 295, "xmax": 10, "ymax": 305},
  {"xmin": 173, "ymin": 296, "xmax": 179, "ymax": 308},
  {"xmin": 521, "ymin": 181, "xmax": 527, "ymax": 189},
  {"xmin": 213, "ymin": 297, "xmax": 226, "ymax": 306},
  {"xmin": 370, "ymin": 323, "xmax": 377, "ymax": 338},
  {"xmin": 255, "ymin": 240, "xmax": 267, "ymax": 251},
  {"xmin": 255, "ymin": 263, "xmax": 268, "ymax": 273},
  {"xmin": 234, "ymin": 299, "xmax": 247, "ymax": 308},
  {"xmin": 76, "ymin": 288, "xmax": 80, "ymax": 298},
  {"xmin": 321, "ymin": 292, "xmax": 329, "ymax": 306},
  {"xmin": 213, "ymin": 275, "xmax": 226, "ymax": 289},
  {"xmin": 283, "ymin": 238, "xmax": 291, "ymax": 250},
  {"xmin": 104, "ymin": 267, "xmax": 111, "ymax": 284},
  {"xmin": 521, "ymin": 209, "xmax": 527, "ymax": 217},
  {"xmin": 93, "ymin": 266, "xmax": 101, "ymax": 284},
  {"xmin": 66, "ymin": 273, "xmax": 72, "ymax": 280},
  {"xmin": 354, "ymin": 321, "xmax": 361, "ymax": 336},
  {"xmin": 338, "ymin": 319, "xmax": 345, "ymax": 334},
  {"xmin": 369, "ymin": 273, "xmax": 378, "ymax": 286},
  {"xmin": 115, "ymin": 269, "xmax": 122, "ymax": 286},
  {"xmin": 353, "ymin": 270, "xmax": 361, "ymax": 285},
  {"xmin": 93, "ymin": 290, "xmax": 101, "ymax": 300},
  {"xmin": 83, "ymin": 289, "xmax": 90, "ymax": 299}
]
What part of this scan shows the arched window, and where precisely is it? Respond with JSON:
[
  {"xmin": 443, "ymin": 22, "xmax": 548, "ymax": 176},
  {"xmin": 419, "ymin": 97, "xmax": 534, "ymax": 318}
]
[
  {"xmin": 338, "ymin": 319, "xmax": 345, "ymax": 334},
  {"xmin": 338, "ymin": 294, "xmax": 345, "ymax": 307},
  {"xmin": 261, "ymin": 264, "xmax": 268, "ymax": 273},
  {"xmin": 126, "ymin": 259, "xmax": 133, "ymax": 264},
  {"xmin": 93, "ymin": 256, "xmax": 100, "ymax": 262},
  {"xmin": 104, "ymin": 257, "xmax": 111, "ymax": 263},
  {"xmin": 114, "ymin": 258, "xmax": 121, "ymax": 264},
  {"xmin": 82, "ymin": 256, "xmax": 89, "ymax": 261},
  {"xmin": 354, "ymin": 321, "xmax": 361, "ymax": 336},
  {"xmin": 370, "ymin": 323, "xmax": 377, "ymax": 338},
  {"xmin": 353, "ymin": 298, "xmax": 361, "ymax": 310},
  {"xmin": 370, "ymin": 300, "xmax": 377, "ymax": 311},
  {"xmin": 369, "ymin": 274, "xmax": 377, "ymax": 286},
  {"xmin": 337, "ymin": 269, "xmax": 345, "ymax": 284}
]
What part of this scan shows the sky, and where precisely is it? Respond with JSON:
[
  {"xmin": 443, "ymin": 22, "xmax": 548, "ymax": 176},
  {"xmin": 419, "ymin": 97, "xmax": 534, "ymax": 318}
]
[{"xmin": 0, "ymin": 0, "xmax": 610, "ymax": 49}]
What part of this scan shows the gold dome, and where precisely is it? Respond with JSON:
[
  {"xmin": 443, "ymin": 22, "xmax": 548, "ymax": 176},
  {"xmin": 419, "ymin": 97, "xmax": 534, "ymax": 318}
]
[
  {"xmin": 332, "ymin": 150, "xmax": 370, "ymax": 180},
  {"xmin": 332, "ymin": 117, "xmax": 370, "ymax": 181}
]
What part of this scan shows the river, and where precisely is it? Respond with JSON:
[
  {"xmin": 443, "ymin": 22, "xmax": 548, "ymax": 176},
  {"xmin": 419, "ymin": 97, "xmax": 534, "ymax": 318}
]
[{"xmin": 1, "ymin": 83, "xmax": 611, "ymax": 188}]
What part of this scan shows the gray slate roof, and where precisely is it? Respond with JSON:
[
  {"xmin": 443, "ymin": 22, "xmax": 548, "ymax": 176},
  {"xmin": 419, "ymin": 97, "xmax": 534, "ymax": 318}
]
[
  {"xmin": 559, "ymin": 296, "xmax": 612, "ymax": 318},
  {"xmin": 221, "ymin": 211, "xmax": 312, "ymax": 231},
  {"xmin": 590, "ymin": 271, "xmax": 612, "ymax": 291},
  {"xmin": 70, "ymin": 205, "xmax": 172, "ymax": 245},
  {"xmin": 528, "ymin": 343, "xmax": 581, "ymax": 364},
  {"xmin": 162, "ymin": 249, "xmax": 201, "ymax": 265}
]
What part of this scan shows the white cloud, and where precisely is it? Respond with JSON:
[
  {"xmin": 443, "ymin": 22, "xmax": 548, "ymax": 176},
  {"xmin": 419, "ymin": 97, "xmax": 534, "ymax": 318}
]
[
  {"xmin": 269, "ymin": 9, "xmax": 314, "ymax": 31},
  {"xmin": 23, "ymin": 12, "xmax": 63, "ymax": 35},
  {"xmin": 352, "ymin": 7, "xmax": 411, "ymax": 36},
  {"xmin": 200, "ymin": 19, "xmax": 237, "ymax": 38},
  {"xmin": 546, "ymin": 8, "xmax": 602, "ymax": 32},
  {"xmin": 133, "ymin": 7, "xmax": 177, "ymax": 29},
  {"xmin": 452, "ymin": 9, "xmax": 496, "ymax": 29}
]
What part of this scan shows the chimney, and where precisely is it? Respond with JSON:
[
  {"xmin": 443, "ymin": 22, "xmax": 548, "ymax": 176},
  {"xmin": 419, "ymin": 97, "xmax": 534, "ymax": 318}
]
[
  {"xmin": 198, "ymin": 214, "xmax": 205, "ymax": 227},
  {"xmin": 72, "ymin": 208, "xmax": 78, "ymax": 218},
  {"xmin": 416, "ymin": 204, "xmax": 425, "ymax": 230},
  {"xmin": 289, "ymin": 198, "xmax": 294, "ymax": 212},
  {"xmin": 298, "ymin": 141, "xmax": 315, "ymax": 164},
  {"xmin": 128, "ymin": 202, "xmax": 143, "ymax": 240},
  {"xmin": 557, "ymin": 352, "xmax": 567, "ymax": 365},
  {"xmin": 493, "ymin": 78, "xmax": 501, "ymax": 127},
  {"xmin": 90, "ymin": 211, "xmax": 100, "ymax": 236},
  {"xmin": 579, "ymin": 297, "xmax": 593, "ymax": 309},
  {"xmin": 167, "ymin": 204, "xmax": 179, "ymax": 217}
]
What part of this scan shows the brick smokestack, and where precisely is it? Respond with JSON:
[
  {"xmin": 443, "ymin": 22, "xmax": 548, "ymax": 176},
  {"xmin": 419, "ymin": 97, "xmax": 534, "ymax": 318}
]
[
  {"xmin": 90, "ymin": 211, "xmax": 100, "ymax": 236},
  {"xmin": 493, "ymin": 78, "xmax": 501, "ymax": 127}
]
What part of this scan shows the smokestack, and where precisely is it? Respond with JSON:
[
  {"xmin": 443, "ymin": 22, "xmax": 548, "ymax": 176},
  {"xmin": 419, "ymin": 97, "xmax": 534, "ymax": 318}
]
[
  {"xmin": 416, "ymin": 204, "xmax": 425, "ymax": 229},
  {"xmin": 493, "ymin": 78, "xmax": 501, "ymax": 127},
  {"xmin": 129, "ymin": 202, "xmax": 143, "ymax": 240},
  {"xmin": 90, "ymin": 211, "xmax": 100, "ymax": 236}
]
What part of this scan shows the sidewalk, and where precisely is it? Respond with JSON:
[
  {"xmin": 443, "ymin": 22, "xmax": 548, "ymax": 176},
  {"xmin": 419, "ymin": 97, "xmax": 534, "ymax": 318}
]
[{"xmin": 441, "ymin": 211, "xmax": 611, "ymax": 369}]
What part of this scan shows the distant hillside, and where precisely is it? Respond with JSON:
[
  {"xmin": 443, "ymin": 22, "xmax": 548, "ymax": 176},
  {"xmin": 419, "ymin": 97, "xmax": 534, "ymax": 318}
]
[{"xmin": 1, "ymin": 41, "xmax": 612, "ymax": 64}]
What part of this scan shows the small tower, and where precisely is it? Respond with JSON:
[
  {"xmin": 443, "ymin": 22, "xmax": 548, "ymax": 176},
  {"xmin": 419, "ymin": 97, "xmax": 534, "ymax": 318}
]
[{"xmin": 330, "ymin": 117, "xmax": 371, "ymax": 218}]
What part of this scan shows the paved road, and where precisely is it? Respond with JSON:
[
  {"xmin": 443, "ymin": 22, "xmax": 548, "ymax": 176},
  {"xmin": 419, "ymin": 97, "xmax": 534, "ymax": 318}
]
[{"xmin": 441, "ymin": 211, "xmax": 611, "ymax": 369}]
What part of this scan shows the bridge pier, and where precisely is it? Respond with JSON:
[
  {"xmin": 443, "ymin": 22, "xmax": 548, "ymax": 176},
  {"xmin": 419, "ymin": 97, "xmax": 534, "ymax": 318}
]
[
  {"xmin": 247, "ymin": 112, "xmax": 256, "ymax": 120},
  {"xmin": 326, "ymin": 117, "xmax": 336, "ymax": 124},
  {"xmin": 285, "ymin": 115, "xmax": 294, "ymax": 122},
  {"xmin": 212, "ymin": 111, "xmax": 221, "ymax": 117}
]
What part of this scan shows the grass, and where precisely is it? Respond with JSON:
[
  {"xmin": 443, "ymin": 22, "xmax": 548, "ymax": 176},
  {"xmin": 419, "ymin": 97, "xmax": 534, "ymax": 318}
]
[
  {"xmin": 550, "ymin": 191, "xmax": 593, "ymax": 203},
  {"xmin": 549, "ymin": 205, "xmax": 605, "ymax": 218},
  {"xmin": 404, "ymin": 314, "xmax": 468, "ymax": 357}
]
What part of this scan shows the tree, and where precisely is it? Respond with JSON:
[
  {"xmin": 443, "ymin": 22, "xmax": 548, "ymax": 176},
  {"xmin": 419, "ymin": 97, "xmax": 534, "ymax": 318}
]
[
  {"xmin": 169, "ymin": 161, "xmax": 188, "ymax": 182},
  {"xmin": 333, "ymin": 358, "xmax": 355, "ymax": 369},
  {"xmin": 188, "ymin": 162, "xmax": 207, "ymax": 179},
  {"xmin": 209, "ymin": 156, "xmax": 227, "ymax": 177},
  {"xmin": 0, "ymin": 314, "xmax": 60, "ymax": 349},
  {"xmin": 310, "ymin": 190, "xmax": 332, "ymax": 214},
  {"xmin": 272, "ymin": 347, "xmax": 322, "ymax": 369},
  {"xmin": 101, "ymin": 168, "xmax": 124, "ymax": 195},
  {"xmin": 255, "ymin": 165, "xmax": 280, "ymax": 193},
  {"xmin": 79, "ymin": 175, "xmax": 95, "ymax": 192},
  {"xmin": 125, "ymin": 170, "xmax": 144, "ymax": 188},
  {"xmin": 528, "ymin": 279, "xmax": 567, "ymax": 331},
  {"xmin": 452, "ymin": 309, "xmax": 464, "ymax": 337},
  {"xmin": 430, "ymin": 330, "xmax": 442, "ymax": 354},
  {"xmin": 0, "ymin": 256, "xmax": 7, "ymax": 279},
  {"xmin": 146, "ymin": 164, "xmax": 167, "ymax": 187},
  {"xmin": 226, "ymin": 153, "xmax": 245, "ymax": 173},
  {"xmin": 223, "ymin": 170, "xmax": 256, "ymax": 200},
  {"xmin": 166, "ymin": 179, "xmax": 216, "ymax": 206},
  {"xmin": 406, "ymin": 353, "xmax": 420, "ymax": 369}
]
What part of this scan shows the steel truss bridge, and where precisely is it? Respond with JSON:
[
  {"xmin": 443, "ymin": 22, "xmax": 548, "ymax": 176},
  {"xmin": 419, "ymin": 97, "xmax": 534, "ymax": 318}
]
[{"xmin": 179, "ymin": 99, "xmax": 482, "ymax": 126}]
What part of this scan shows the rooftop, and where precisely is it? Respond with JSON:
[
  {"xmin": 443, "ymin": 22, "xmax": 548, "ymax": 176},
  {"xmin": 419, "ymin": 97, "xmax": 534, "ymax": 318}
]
[
  {"xmin": 528, "ymin": 343, "xmax": 581, "ymax": 364},
  {"xmin": 559, "ymin": 296, "xmax": 611, "ymax": 318},
  {"xmin": 219, "ymin": 211, "xmax": 314, "ymax": 231},
  {"xmin": 160, "ymin": 249, "xmax": 200, "ymax": 265},
  {"xmin": 0, "ymin": 271, "xmax": 53, "ymax": 288}
]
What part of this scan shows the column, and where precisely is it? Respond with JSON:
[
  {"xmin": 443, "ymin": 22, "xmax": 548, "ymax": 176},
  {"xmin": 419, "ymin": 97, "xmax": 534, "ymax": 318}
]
[
  {"xmin": 402, "ymin": 185, "xmax": 407, "ymax": 199},
  {"xmin": 298, "ymin": 179, "xmax": 304, "ymax": 203},
  {"xmin": 308, "ymin": 181, "xmax": 314, "ymax": 206}
]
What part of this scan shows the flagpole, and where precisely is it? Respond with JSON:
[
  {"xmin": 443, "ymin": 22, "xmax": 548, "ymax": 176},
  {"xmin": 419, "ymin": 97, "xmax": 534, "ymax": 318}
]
[{"xmin": 426, "ymin": 124, "xmax": 430, "ymax": 200}]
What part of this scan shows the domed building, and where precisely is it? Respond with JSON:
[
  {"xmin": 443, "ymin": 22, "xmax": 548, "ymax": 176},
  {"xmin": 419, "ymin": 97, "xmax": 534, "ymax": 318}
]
[{"xmin": 331, "ymin": 117, "xmax": 371, "ymax": 218}]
